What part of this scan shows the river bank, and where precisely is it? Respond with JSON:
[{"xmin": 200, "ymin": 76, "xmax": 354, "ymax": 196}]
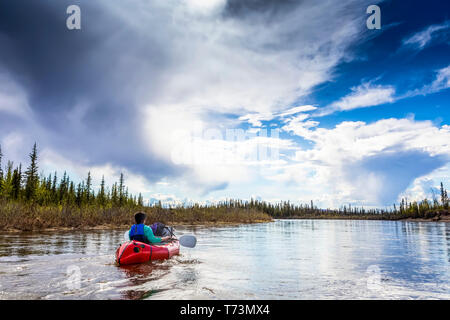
[
  {"xmin": 0, "ymin": 201, "xmax": 273, "ymax": 232},
  {"xmin": 1, "ymin": 220, "xmax": 273, "ymax": 233},
  {"xmin": 3, "ymin": 214, "xmax": 449, "ymax": 233},
  {"xmin": 2, "ymin": 200, "xmax": 449, "ymax": 232}
]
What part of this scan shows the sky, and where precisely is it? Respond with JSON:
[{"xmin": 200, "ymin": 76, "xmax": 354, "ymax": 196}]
[{"xmin": 0, "ymin": 0, "xmax": 449, "ymax": 208}]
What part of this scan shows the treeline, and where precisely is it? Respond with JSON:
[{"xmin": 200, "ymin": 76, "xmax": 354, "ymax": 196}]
[
  {"xmin": 208, "ymin": 191, "xmax": 449, "ymax": 220},
  {"xmin": 0, "ymin": 144, "xmax": 144, "ymax": 208},
  {"xmin": 0, "ymin": 144, "xmax": 271, "ymax": 230},
  {"xmin": 0, "ymin": 143, "xmax": 449, "ymax": 231}
]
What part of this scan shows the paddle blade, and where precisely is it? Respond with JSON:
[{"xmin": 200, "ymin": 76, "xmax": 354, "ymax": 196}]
[
  {"xmin": 123, "ymin": 230, "xmax": 130, "ymax": 241},
  {"xmin": 179, "ymin": 235, "xmax": 197, "ymax": 248}
]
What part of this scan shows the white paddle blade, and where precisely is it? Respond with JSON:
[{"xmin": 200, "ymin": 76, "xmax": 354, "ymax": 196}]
[
  {"xmin": 179, "ymin": 235, "xmax": 197, "ymax": 248},
  {"xmin": 123, "ymin": 230, "xmax": 130, "ymax": 241}
]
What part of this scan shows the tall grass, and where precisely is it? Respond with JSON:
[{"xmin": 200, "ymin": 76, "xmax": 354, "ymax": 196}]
[{"xmin": 0, "ymin": 200, "xmax": 272, "ymax": 231}]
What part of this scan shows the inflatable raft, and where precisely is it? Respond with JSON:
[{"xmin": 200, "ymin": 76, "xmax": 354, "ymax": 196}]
[{"xmin": 116, "ymin": 240, "xmax": 180, "ymax": 265}]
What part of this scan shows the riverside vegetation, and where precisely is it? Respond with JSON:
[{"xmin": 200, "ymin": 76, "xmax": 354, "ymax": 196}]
[
  {"xmin": 0, "ymin": 144, "xmax": 270, "ymax": 231},
  {"xmin": 0, "ymin": 144, "xmax": 448, "ymax": 231}
]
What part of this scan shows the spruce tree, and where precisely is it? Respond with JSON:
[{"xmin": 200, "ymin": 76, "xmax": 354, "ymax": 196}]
[
  {"xmin": 85, "ymin": 171, "xmax": 92, "ymax": 204},
  {"xmin": 25, "ymin": 143, "xmax": 39, "ymax": 200},
  {"xmin": 11, "ymin": 167, "xmax": 21, "ymax": 199},
  {"xmin": 445, "ymin": 190, "xmax": 449, "ymax": 209},
  {"xmin": 59, "ymin": 171, "xmax": 67, "ymax": 203},
  {"xmin": 18, "ymin": 164, "xmax": 22, "ymax": 198},
  {"xmin": 112, "ymin": 182, "xmax": 118, "ymax": 206},
  {"xmin": 98, "ymin": 175, "xmax": 106, "ymax": 206},
  {"xmin": 119, "ymin": 173, "xmax": 124, "ymax": 206},
  {"xmin": 68, "ymin": 181, "xmax": 75, "ymax": 205},
  {"xmin": 76, "ymin": 183, "xmax": 82, "ymax": 207},
  {"xmin": 51, "ymin": 172, "xmax": 57, "ymax": 203},
  {"xmin": 46, "ymin": 173, "xmax": 52, "ymax": 191}
]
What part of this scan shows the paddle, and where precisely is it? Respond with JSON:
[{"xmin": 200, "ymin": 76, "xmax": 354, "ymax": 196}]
[
  {"xmin": 178, "ymin": 235, "xmax": 197, "ymax": 248},
  {"xmin": 123, "ymin": 230, "xmax": 197, "ymax": 248}
]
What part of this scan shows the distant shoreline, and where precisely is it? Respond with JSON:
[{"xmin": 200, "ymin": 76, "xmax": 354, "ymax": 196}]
[
  {"xmin": 275, "ymin": 215, "xmax": 450, "ymax": 223},
  {"xmin": 2, "ymin": 215, "xmax": 449, "ymax": 233}
]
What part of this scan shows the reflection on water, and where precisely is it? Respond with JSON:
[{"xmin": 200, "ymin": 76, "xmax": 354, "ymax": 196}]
[{"xmin": 0, "ymin": 220, "xmax": 449, "ymax": 299}]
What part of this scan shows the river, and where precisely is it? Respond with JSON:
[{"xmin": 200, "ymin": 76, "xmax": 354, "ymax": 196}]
[{"xmin": 0, "ymin": 220, "xmax": 449, "ymax": 299}]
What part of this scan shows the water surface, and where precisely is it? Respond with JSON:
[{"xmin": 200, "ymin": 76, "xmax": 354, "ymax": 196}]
[{"xmin": 0, "ymin": 220, "xmax": 449, "ymax": 299}]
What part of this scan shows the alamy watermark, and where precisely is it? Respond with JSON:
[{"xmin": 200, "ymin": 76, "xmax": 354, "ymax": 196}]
[
  {"xmin": 63, "ymin": 265, "xmax": 82, "ymax": 291},
  {"xmin": 66, "ymin": 4, "xmax": 380, "ymax": 31},
  {"xmin": 170, "ymin": 128, "xmax": 281, "ymax": 166},
  {"xmin": 66, "ymin": 5, "xmax": 81, "ymax": 30},
  {"xmin": 367, "ymin": 5, "xmax": 381, "ymax": 30}
]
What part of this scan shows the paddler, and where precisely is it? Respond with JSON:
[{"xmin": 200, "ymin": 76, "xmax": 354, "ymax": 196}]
[{"xmin": 129, "ymin": 212, "xmax": 171, "ymax": 244}]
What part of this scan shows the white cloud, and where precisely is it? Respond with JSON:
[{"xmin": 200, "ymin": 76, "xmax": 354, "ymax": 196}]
[
  {"xmin": 403, "ymin": 21, "xmax": 450, "ymax": 50},
  {"xmin": 238, "ymin": 113, "xmax": 274, "ymax": 127},
  {"xmin": 399, "ymin": 163, "xmax": 450, "ymax": 203},
  {"xmin": 278, "ymin": 105, "xmax": 318, "ymax": 118},
  {"xmin": 431, "ymin": 65, "xmax": 450, "ymax": 90},
  {"xmin": 143, "ymin": 106, "xmax": 297, "ymax": 194},
  {"xmin": 314, "ymin": 64, "xmax": 450, "ymax": 117},
  {"xmin": 276, "ymin": 118, "xmax": 450, "ymax": 206},
  {"xmin": 239, "ymin": 105, "xmax": 317, "ymax": 127},
  {"xmin": 182, "ymin": 0, "xmax": 226, "ymax": 14},
  {"xmin": 419, "ymin": 65, "xmax": 450, "ymax": 94},
  {"xmin": 129, "ymin": 0, "xmax": 375, "ymax": 194},
  {"xmin": 27, "ymin": 112, "xmax": 450, "ymax": 208},
  {"xmin": 0, "ymin": 132, "xmax": 27, "ymax": 164},
  {"xmin": 0, "ymin": 74, "xmax": 31, "ymax": 118},
  {"xmin": 128, "ymin": 0, "xmax": 371, "ymax": 119},
  {"xmin": 292, "ymin": 118, "xmax": 450, "ymax": 163},
  {"xmin": 282, "ymin": 119, "xmax": 319, "ymax": 137},
  {"xmin": 402, "ymin": 65, "xmax": 450, "ymax": 98},
  {"xmin": 316, "ymin": 83, "xmax": 396, "ymax": 116}
]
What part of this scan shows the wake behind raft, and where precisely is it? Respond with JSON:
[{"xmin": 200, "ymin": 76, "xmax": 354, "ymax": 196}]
[{"xmin": 116, "ymin": 239, "xmax": 180, "ymax": 265}]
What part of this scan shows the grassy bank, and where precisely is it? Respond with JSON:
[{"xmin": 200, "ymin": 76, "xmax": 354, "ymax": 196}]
[
  {"xmin": 0, "ymin": 200, "xmax": 272, "ymax": 231},
  {"xmin": 3, "ymin": 200, "xmax": 448, "ymax": 232}
]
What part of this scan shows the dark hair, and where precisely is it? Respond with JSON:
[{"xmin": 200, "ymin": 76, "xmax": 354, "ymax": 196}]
[{"xmin": 134, "ymin": 212, "xmax": 146, "ymax": 224}]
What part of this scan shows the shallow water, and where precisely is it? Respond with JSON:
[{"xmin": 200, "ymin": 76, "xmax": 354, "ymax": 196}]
[{"xmin": 0, "ymin": 220, "xmax": 449, "ymax": 300}]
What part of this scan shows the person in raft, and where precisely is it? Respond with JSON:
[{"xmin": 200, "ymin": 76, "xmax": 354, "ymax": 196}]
[{"xmin": 129, "ymin": 212, "xmax": 171, "ymax": 244}]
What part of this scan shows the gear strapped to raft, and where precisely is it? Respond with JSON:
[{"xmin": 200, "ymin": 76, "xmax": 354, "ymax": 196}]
[{"xmin": 151, "ymin": 222, "xmax": 174, "ymax": 238}]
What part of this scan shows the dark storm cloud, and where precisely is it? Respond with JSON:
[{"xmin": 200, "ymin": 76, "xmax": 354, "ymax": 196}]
[
  {"xmin": 0, "ymin": 1, "xmax": 102, "ymax": 111},
  {"xmin": 0, "ymin": 0, "xmax": 180, "ymax": 180},
  {"xmin": 1, "ymin": 0, "xmax": 411, "ymax": 204},
  {"xmin": 344, "ymin": 150, "xmax": 449, "ymax": 205},
  {"xmin": 2, "ymin": 0, "xmax": 333, "ymax": 187}
]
